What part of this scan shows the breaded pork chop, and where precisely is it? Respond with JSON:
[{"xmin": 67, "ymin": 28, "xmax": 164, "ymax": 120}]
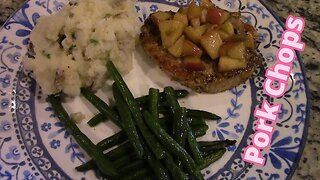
[{"xmin": 140, "ymin": 3, "xmax": 263, "ymax": 93}]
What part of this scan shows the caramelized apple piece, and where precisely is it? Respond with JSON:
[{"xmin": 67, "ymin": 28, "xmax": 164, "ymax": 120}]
[
  {"xmin": 188, "ymin": 1, "xmax": 202, "ymax": 20},
  {"xmin": 221, "ymin": 21, "xmax": 234, "ymax": 35},
  {"xmin": 200, "ymin": 29, "xmax": 223, "ymax": 60},
  {"xmin": 174, "ymin": 13, "xmax": 188, "ymax": 27},
  {"xmin": 219, "ymin": 41, "xmax": 246, "ymax": 60},
  {"xmin": 218, "ymin": 30, "xmax": 230, "ymax": 40},
  {"xmin": 178, "ymin": 7, "xmax": 189, "ymax": 15},
  {"xmin": 200, "ymin": 9, "xmax": 208, "ymax": 24},
  {"xmin": 206, "ymin": 7, "xmax": 230, "ymax": 25},
  {"xmin": 191, "ymin": 18, "xmax": 201, "ymax": 27},
  {"xmin": 227, "ymin": 42, "xmax": 246, "ymax": 60},
  {"xmin": 159, "ymin": 20, "xmax": 185, "ymax": 48},
  {"xmin": 201, "ymin": 0, "xmax": 215, "ymax": 8},
  {"xmin": 168, "ymin": 36, "xmax": 184, "ymax": 57},
  {"xmin": 219, "ymin": 20, "xmax": 234, "ymax": 40},
  {"xmin": 184, "ymin": 26, "xmax": 202, "ymax": 44},
  {"xmin": 182, "ymin": 40, "xmax": 203, "ymax": 57},
  {"xmin": 151, "ymin": 12, "xmax": 173, "ymax": 24},
  {"xmin": 184, "ymin": 56, "xmax": 206, "ymax": 71},
  {"xmin": 196, "ymin": 24, "xmax": 212, "ymax": 34},
  {"xmin": 218, "ymin": 56, "xmax": 247, "ymax": 72},
  {"xmin": 184, "ymin": 24, "xmax": 210, "ymax": 44}
]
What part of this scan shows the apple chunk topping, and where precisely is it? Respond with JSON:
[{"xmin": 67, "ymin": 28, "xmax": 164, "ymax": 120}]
[
  {"xmin": 168, "ymin": 36, "xmax": 185, "ymax": 58},
  {"xmin": 153, "ymin": 1, "xmax": 257, "ymax": 72},
  {"xmin": 151, "ymin": 12, "xmax": 173, "ymax": 24},
  {"xmin": 159, "ymin": 20, "xmax": 185, "ymax": 48},
  {"xmin": 184, "ymin": 25, "xmax": 211, "ymax": 44},
  {"xmin": 218, "ymin": 56, "xmax": 247, "ymax": 72},
  {"xmin": 188, "ymin": 1, "xmax": 202, "ymax": 19},
  {"xmin": 182, "ymin": 40, "xmax": 203, "ymax": 57},
  {"xmin": 220, "ymin": 41, "xmax": 246, "ymax": 60},
  {"xmin": 200, "ymin": 29, "xmax": 223, "ymax": 60},
  {"xmin": 174, "ymin": 13, "xmax": 188, "ymax": 27},
  {"xmin": 206, "ymin": 7, "xmax": 230, "ymax": 25}
]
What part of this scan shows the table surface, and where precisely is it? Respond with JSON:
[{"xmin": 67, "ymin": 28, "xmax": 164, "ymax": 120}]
[{"xmin": 0, "ymin": 0, "xmax": 319, "ymax": 179}]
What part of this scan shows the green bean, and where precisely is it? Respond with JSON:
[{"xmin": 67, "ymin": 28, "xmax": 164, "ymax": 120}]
[
  {"xmin": 143, "ymin": 111, "xmax": 203, "ymax": 180},
  {"xmin": 164, "ymin": 87, "xmax": 188, "ymax": 167},
  {"xmin": 192, "ymin": 124, "xmax": 209, "ymax": 137},
  {"xmin": 94, "ymin": 117, "xmax": 170, "ymax": 150},
  {"xmin": 161, "ymin": 115, "xmax": 206, "ymax": 127},
  {"xmin": 163, "ymin": 153, "xmax": 187, "ymax": 180},
  {"xmin": 81, "ymin": 151, "xmax": 139, "ymax": 172},
  {"xmin": 76, "ymin": 142, "xmax": 133, "ymax": 172},
  {"xmin": 144, "ymin": 145, "xmax": 171, "ymax": 180},
  {"xmin": 75, "ymin": 160, "xmax": 96, "ymax": 172},
  {"xmin": 113, "ymin": 151, "xmax": 138, "ymax": 168},
  {"xmin": 105, "ymin": 142, "xmax": 132, "ymax": 160},
  {"xmin": 199, "ymin": 149, "xmax": 226, "ymax": 170},
  {"xmin": 107, "ymin": 61, "xmax": 165, "ymax": 159},
  {"xmin": 164, "ymin": 87, "xmax": 180, "ymax": 114},
  {"xmin": 187, "ymin": 109, "xmax": 221, "ymax": 120},
  {"xmin": 119, "ymin": 160, "xmax": 146, "ymax": 174},
  {"xmin": 96, "ymin": 131, "xmax": 127, "ymax": 151},
  {"xmin": 188, "ymin": 117, "xmax": 206, "ymax": 126},
  {"xmin": 81, "ymin": 88, "xmax": 121, "ymax": 127},
  {"xmin": 198, "ymin": 140, "xmax": 237, "ymax": 147},
  {"xmin": 88, "ymin": 89, "xmax": 189, "ymax": 127},
  {"xmin": 137, "ymin": 89, "xmax": 189, "ymax": 106},
  {"xmin": 122, "ymin": 167, "xmax": 151, "ymax": 180},
  {"xmin": 88, "ymin": 113, "xmax": 106, "ymax": 127},
  {"xmin": 158, "ymin": 106, "xmax": 171, "ymax": 114},
  {"xmin": 96, "ymin": 118, "xmax": 207, "ymax": 152},
  {"xmin": 143, "ymin": 177, "xmax": 154, "ymax": 180},
  {"xmin": 113, "ymin": 84, "xmax": 144, "ymax": 158},
  {"xmin": 199, "ymin": 140, "xmax": 236, "ymax": 156},
  {"xmin": 78, "ymin": 139, "xmax": 229, "ymax": 176},
  {"xmin": 149, "ymin": 88, "xmax": 160, "ymax": 119},
  {"xmin": 158, "ymin": 107, "xmax": 221, "ymax": 121},
  {"xmin": 48, "ymin": 95, "xmax": 118, "ymax": 177},
  {"xmin": 172, "ymin": 107, "xmax": 187, "ymax": 145},
  {"xmin": 96, "ymin": 123, "xmax": 169, "ymax": 152},
  {"xmin": 81, "ymin": 143, "xmax": 170, "ymax": 179},
  {"xmin": 172, "ymin": 107, "xmax": 187, "ymax": 167},
  {"xmin": 186, "ymin": 125, "xmax": 203, "ymax": 165}
]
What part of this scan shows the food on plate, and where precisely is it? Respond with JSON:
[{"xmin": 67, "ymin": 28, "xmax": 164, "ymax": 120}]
[
  {"xmin": 140, "ymin": 0, "xmax": 264, "ymax": 93},
  {"xmin": 84, "ymin": 88, "xmax": 190, "ymax": 127},
  {"xmin": 23, "ymin": 0, "xmax": 139, "ymax": 96},
  {"xmin": 48, "ymin": 95, "xmax": 118, "ymax": 177},
  {"xmin": 49, "ymin": 61, "xmax": 236, "ymax": 179}
]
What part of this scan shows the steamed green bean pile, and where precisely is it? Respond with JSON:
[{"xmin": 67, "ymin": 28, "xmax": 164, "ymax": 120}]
[{"xmin": 48, "ymin": 61, "xmax": 236, "ymax": 180}]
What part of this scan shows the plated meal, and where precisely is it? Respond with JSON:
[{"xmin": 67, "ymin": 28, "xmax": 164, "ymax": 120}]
[
  {"xmin": 24, "ymin": 0, "xmax": 251, "ymax": 179},
  {"xmin": 0, "ymin": 0, "xmax": 309, "ymax": 179}
]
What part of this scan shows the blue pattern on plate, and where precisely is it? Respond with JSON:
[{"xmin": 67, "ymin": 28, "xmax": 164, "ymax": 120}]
[{"xmin": 0, "ymin": 0, "xmax": 310, "ymax": 179}]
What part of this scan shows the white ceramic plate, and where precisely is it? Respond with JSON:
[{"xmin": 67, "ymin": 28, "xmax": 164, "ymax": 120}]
[{"xmin": 0, "ymin": 0, "xmax": 310, "ymax": 179}]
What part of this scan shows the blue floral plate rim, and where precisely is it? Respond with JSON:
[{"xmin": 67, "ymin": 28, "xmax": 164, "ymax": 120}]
[{"xmin": 258, "ymin": 0, "xmax": 311, "ymax": 179}]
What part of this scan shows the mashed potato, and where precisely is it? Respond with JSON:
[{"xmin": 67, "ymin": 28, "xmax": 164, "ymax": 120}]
[{"xmin": 24, "ymin": 0, "xmax": 140, "ymax": 96}]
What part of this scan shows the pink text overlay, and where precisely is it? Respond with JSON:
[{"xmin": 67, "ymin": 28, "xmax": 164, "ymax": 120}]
[{"xmin": 242, "ymin": 15, "xmax": 305, "ymax": 166}]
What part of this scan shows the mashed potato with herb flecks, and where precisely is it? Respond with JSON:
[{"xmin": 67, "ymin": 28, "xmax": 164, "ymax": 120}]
[{"xmin": 23, "ymin": 0, "xmax": 140, "ymax": 96}]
